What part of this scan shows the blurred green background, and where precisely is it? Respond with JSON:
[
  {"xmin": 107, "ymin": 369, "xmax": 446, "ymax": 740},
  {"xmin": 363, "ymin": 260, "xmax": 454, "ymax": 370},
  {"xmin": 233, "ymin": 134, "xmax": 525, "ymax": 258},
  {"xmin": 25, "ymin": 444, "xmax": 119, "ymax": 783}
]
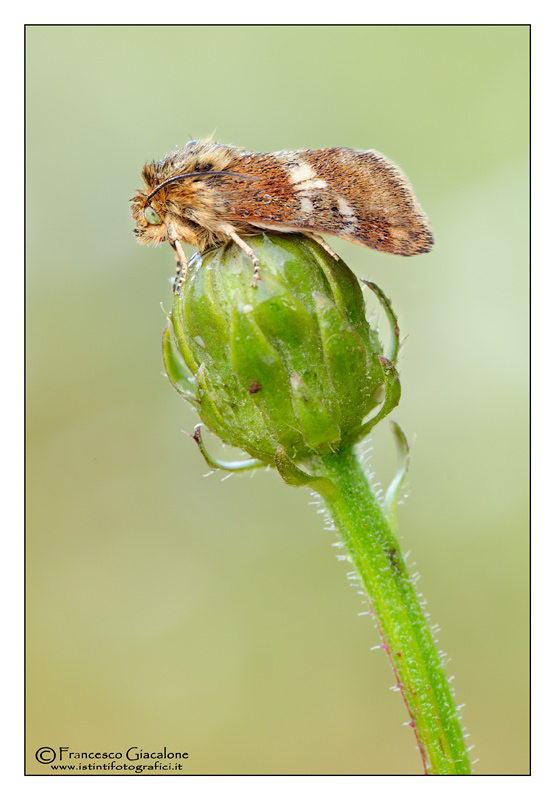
[{"xmin": 26, "ymin": 26, "xmax": 529, "ymax": 775}]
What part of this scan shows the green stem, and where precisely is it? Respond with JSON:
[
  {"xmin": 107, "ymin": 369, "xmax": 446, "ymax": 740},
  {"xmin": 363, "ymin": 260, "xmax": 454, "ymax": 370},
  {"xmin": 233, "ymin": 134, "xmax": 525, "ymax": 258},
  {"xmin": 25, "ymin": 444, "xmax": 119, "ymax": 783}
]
[{"xmin": 315, "ymin": 446, "xmax": 471, "ymax": 775}]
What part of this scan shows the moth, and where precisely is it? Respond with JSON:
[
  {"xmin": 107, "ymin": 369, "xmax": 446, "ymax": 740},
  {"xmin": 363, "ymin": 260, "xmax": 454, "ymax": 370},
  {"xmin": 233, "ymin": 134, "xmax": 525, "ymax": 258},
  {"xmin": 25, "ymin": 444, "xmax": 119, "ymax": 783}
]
[{"xmin": 131, "ymin": 139, "xmax": 433, "ymax": 290}]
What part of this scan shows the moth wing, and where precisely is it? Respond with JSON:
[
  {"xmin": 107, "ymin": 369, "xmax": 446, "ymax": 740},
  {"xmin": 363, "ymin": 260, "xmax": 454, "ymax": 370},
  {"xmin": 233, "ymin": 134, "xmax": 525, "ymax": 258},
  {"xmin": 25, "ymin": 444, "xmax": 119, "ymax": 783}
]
[
  {"xmin": 222, "ymin": 148, "xmax": 433, "ymax": 256},
  {"xmin": 213, "ymin": 154, "xmax": 307, "ymax": 235},
  {"xmin": 298, "ymin": 149, "xmax": 434, "ymax": 255}
]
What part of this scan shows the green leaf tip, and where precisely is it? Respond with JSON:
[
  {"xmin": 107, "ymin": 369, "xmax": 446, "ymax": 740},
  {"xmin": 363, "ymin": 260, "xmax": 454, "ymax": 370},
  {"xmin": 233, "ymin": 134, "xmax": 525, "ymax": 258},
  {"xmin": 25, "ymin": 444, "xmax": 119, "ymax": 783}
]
[
  {"xmin": 383, "ymin": 420, "xmax": 412, "ymax": 531},
  {"xmin": 361, "ymin": 280, "xmax": 401, "ymax": 365},
  {"xmin": 191, "ymin": 424, "xmax": 265, "ymax": 473}
]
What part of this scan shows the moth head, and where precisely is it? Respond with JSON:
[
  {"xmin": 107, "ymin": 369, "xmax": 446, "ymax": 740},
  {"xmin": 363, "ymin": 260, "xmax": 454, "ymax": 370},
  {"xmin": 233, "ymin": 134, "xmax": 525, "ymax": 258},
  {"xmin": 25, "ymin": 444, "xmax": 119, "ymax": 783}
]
[
  {"xmin": 130, "ymin": 188, "xmax": 171, "ymax": 246},
  {"xmin": 130, "ymin": 159, "xmax": 192, "ymax": 246},
  {"xmin": 131, "ymin": 157, "xmax": 260, "ymax": 247},
  {"xmin": 130, "ymin": 167, "xmax": 213, "ymax": 247}
]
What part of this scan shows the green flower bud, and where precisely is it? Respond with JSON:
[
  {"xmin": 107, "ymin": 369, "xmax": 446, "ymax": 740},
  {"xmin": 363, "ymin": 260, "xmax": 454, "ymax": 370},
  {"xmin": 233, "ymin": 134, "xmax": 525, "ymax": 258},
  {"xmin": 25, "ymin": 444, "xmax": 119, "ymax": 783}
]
[{"xmin": 163, "ymin": 233, "xmax": 400, "ymax": 467}]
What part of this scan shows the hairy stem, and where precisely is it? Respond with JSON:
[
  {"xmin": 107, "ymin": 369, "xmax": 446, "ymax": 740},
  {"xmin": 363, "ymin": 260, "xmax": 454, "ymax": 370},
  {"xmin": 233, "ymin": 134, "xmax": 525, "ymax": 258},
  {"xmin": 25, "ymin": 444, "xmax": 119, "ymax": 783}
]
[{"xmin": 314, "ymin": 446, "xmax": 471, "ymax": 775}]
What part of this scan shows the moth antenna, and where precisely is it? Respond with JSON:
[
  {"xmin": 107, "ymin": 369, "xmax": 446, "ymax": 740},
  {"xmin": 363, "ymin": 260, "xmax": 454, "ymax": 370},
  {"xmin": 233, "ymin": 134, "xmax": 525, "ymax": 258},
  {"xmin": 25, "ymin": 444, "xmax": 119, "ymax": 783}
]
[{"xmin": 146, "ymin": 171, "xmax": 259, "ymax": 202}]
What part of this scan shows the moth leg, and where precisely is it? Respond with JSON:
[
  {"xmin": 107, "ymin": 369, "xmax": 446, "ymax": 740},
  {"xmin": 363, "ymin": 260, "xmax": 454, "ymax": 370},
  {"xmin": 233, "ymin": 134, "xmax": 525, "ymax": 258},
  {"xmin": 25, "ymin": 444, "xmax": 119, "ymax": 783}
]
[
  {"xmin": 306, "ymin": 233, "xmax": 340, "ymax": 261},
  {"xmin": 220, "ymin": 224, "xmax": 261, "ymax": 287},
  {"xmin": 168, "ymin": 235, "xmax": 189, "ymax": 294}
]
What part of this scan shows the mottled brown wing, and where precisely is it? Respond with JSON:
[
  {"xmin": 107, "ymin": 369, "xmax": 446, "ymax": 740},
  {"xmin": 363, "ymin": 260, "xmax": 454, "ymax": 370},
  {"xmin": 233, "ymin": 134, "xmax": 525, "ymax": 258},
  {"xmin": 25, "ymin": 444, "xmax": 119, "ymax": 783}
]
[{"xmin": 221, "ymin": 148, "xmax": 433, "ymax": 256}]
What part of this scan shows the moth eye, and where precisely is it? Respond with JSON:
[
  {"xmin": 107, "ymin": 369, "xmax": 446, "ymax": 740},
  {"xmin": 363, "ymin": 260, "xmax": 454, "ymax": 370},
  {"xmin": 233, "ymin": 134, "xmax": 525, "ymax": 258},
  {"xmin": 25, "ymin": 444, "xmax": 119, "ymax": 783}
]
[{"xmin": 144, "ymin": 206, "xmax": 162, "ymax": 225}]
